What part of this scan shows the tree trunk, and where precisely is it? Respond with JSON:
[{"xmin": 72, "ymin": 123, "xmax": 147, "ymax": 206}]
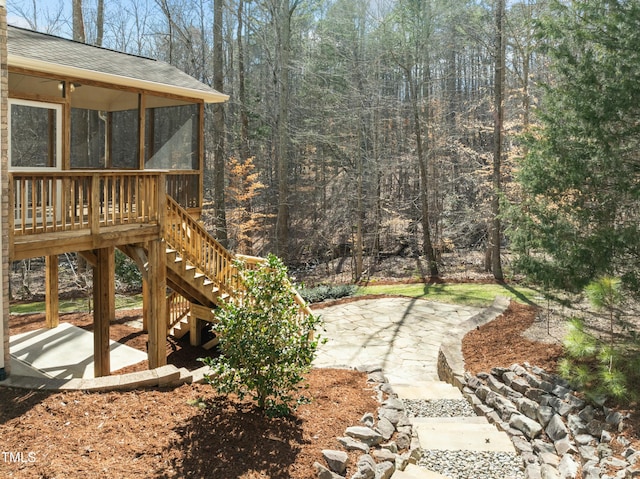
[
  {"xmin": 95, "ymin": 0, "xmax": 104, "ymax": 46},
  {"xmin": 213, "ymin": 0, "xmax": 228, "ymax": 246},
  {"xmin": 72, "ymin": 0, "xmax": 85, "ymax": 42},
  {"xmin": 237, "ymin": 0, "xmax": 250, "ymax": 162},
  {"xmin": 488, "ymin": 0, "xmax": 505, "ymax": 280},
  {"xmin": 407, "ymin": 70, "xmax": 438, "ymax": 278},
  {"xmin": 275, "ymin": 0, "xmax": 293, "ymax": 261}
]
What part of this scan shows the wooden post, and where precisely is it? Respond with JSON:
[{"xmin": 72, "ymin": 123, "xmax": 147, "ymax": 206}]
[
  {"xmin": 93, "ymin": 246, "xmax": 114, "ymax": 377},
  {"xmin": 189, "ymin": 313, "xmax": 202, "ymax": 347},
  {"xmin": 45, "ymin": 255, "xmax": 59, "ymax": 328},
  {"xmin": 142, "ymin": 277, "xmax": 149, "ymax": 332},
  {"xmin": 147, "ymin": 238, "xmax": 167, "ymax": 369}
]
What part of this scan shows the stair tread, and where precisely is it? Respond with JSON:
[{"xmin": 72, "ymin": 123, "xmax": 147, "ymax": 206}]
[{"xmin": 413, "ymin": 421, "xmax": 515, "ymax": 452}]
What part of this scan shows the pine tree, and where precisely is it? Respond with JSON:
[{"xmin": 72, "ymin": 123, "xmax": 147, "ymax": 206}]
[{"xmin": 509, "ymin": 0, "xmax": 640, "ymax": 295}]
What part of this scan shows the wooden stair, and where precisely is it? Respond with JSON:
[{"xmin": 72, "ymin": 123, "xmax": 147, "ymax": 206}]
[
  {"xmin": 169, "ymin": 317, "xmax": 191, "ymax": 339},
  {"xmin": 165, "ymin": 248, "xmax": 227, "ymax": 309},
  {"xmin": 121, "ymin": 195, "xmax": 312, "ymax": 344}
]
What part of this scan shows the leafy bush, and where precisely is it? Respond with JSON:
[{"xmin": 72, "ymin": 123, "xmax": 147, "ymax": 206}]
[
  {"xmin": 559, "ymin": 277, "xmax": 640, "ymax": 403},
  {"xmin": 298, "ymin": 284, "xmax": 356, "ymax": 304},
  {"xmin": 115, "ymin": 249, "xmax": 142, "ymax": 291},
  {"xmin": 200, "ymin": 254, "xmax": 322, "ymax": 417}
]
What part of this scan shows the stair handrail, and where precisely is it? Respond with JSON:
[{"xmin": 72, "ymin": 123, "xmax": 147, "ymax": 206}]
[
  {"xmin": 167, "ymin": 290, "xmax": 190, "ymax": 331},
  {"xmin": 165, "ymin": 196, "xmax": 236, "ymax": 297},
  {"xmin": 164, "ymin": 196, "xmax": 312, "ymax": 321},
  {"xmin": 234, "ymin": 254, "xmax": 314, "ymax": 319}
]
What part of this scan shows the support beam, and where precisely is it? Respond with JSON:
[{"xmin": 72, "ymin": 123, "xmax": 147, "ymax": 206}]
[
  {"xmin": 147, "ymin": 238, "xmax": 167, "ymax": 369},
  {"xmin": 93, "ymin": 247, "xmax": 114, "ymax": 377},
  {"xmin": 45, "ymin": 255, "xmax": 59, "ymax": 328},
  {"xmin": 189, "ymin": 314, "xmax": 202, "ymax": 347}
]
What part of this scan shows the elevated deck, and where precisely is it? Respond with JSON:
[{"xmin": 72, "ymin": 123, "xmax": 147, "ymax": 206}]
[
  {"xmin": 8, "ymin": 170, "xmax": 311, "ymax": 378},
  {"xmin": 10, "ymin": 171, "xmax": 165, "ymax": 260}
]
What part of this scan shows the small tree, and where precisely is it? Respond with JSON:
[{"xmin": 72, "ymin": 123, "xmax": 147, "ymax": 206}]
[
  {"xmin": 559, "ymin": 276, "xmax": 638, "ymax": 402},
  {"xmin": 200, "ymin": 254, "xmax": 322, "ymax": 417}
]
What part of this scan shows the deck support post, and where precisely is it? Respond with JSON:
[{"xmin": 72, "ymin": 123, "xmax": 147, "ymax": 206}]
[
  {"xmin": 147, "ymin": 238, "xmax": 167, "ymax": 369},
  {"xmin": 142, "ymin": 279, "xmax": 149, "ymax": 332},
  {"xmin": 45, "ymin": 255, "xmax": 59, "ymax": 328},
  {"xmin": 93, "ymin": 246, "xmax": 114, "ymax": 377}
]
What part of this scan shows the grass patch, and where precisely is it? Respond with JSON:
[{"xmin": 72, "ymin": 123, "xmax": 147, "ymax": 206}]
[
  {"xmin": 10, "ymin": 294, "xmax": 143, "ymax": 315},
  {"xmin": 356, "ymin": 282, "xmax": 541, "ymax": 307}
]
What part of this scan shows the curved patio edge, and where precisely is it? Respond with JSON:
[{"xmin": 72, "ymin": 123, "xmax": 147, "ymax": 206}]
[
  {"xmin": 0, "ymin": 364, "xmax": 212, "ymax": 391},
  {"xmin": 437, "ymin": 295, "xmax": 510, "ymax": 389}
]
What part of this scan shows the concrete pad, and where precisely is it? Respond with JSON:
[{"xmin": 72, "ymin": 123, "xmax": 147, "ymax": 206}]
[
  {"xmin": 10, "ymin": 322, "xmax": 147, "ymax": 379},
  {"xmin": 391, "ymin": 381, "xmax": 463, "ymax": 400},
  {"xmin": 392, "ymin": 464, "xmax": 452, "ymax": 479},
  {"xmin": 9, "ymin": 356, "xmax": 53, "ymax": 379},
  {"xmin": 414, "ymin": 419, "xmax": 515, "ymax": 453}
]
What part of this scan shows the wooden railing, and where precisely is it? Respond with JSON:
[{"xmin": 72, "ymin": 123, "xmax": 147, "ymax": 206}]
[
  {"xmin": 234, "ymin": 254, "xmax": 314, "ymax": 322},
  {"xmin": 165, "ymin": 195, "xmax": 236, "ymax": 297},
  {"xmin": 167, "ymin": 290, "xmax": 190, "ymax": 331},
  {"xmin": 10, "ymin": 171, "xmax": 163, "ymax": 236},
  {"xmin": 165, "ymin": 199, "xmax": 313, "ymax": 322}
]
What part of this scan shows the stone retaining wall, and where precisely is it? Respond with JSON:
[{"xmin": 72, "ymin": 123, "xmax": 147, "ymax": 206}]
[{"xmin": 464, "ymin": 364, "xmax": 639, "ymax": 479}]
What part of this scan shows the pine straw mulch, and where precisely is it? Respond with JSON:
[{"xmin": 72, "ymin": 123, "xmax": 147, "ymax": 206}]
[{"xmin": 0, "ymin": 299, "xmax": 627, "ymax": 478}]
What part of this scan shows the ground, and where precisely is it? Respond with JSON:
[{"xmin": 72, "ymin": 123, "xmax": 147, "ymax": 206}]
[
  {"xmin": 3, "ymin": 249, "xmax": 640, "ymax": 478},
  {"xmin": 1, "ymin": 297, "xmax": 570, "ymax": 479}
]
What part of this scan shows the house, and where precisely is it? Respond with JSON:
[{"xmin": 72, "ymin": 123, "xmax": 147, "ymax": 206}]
[{"xmin": 0, "ymin": 10, "xmax": 310, "ymax": 382}]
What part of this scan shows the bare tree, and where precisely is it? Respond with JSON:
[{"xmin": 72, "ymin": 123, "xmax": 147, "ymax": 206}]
[
  {"xmin": 486, "ymin": 0, "xmax": 505, "ymax": 280},
  {"xmin": 213, "ymin": 0, "xmax": 228, "ymax": 246},
  {"xmin": 73, "ymin": 0, "xmax": 86, "ymax": 42}
]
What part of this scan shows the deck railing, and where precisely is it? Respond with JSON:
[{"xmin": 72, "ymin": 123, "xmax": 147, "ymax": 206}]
[{"xmin": 10, "ymin": 171, "xmax": 163, "ymax": 236}]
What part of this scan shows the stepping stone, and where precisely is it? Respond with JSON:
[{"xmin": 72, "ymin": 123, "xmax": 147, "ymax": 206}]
[
  {"xmin": 390, "ymin": 381, "xmax": 463, "ymax": 400},
  {"xmin": 413, "ymin": 418, "xmax": 516, "ymax": 453},
  {"xmin": 391, "ymin": 464, "xmax": 452, "ymax": 479},
  {"xmin": 410, "ymin": 416, "xmax": 489, "ymax": 425}
]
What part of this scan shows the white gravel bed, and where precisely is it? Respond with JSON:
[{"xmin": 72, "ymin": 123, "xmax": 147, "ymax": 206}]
[
  {"xmin": 402, "ymin": 398, "xmax": 477, "ymax": 417},
  {"xmin": 417, "ymin": 450, "xmax": 525, "ymax": 479}
]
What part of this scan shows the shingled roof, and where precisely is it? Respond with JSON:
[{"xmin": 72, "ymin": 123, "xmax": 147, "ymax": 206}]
[{"xmin": 7, "ymin": 25, "xmax": 228, "ymax": 103}]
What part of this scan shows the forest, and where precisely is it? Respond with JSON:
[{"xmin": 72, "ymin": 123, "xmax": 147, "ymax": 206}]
[{"xmin": 7, "ymin": 0, "xmax": 640, "ymax": 294}]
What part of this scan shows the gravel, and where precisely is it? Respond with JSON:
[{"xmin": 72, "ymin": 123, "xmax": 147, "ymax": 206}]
[
  {"xmin": 418, "ymin": 450, "xmax": 525, "ymax": 479},
  {"xmin": 403, "ymin": 398, "xmax": 525, "ymax": 479},
  {"xmin": 402, "ymin": 398, "xmax": 477, "ymax": 418}
]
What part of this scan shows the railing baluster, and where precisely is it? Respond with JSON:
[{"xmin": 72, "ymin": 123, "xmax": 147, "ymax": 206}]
[{"xmin": 10, "ymin": 172, "xmax": 164, "ymax": 238}]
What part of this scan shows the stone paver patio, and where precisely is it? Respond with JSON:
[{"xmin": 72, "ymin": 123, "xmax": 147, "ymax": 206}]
[{"xmin": 313, "ymin": 297, "xmax": 482, "ymax": 383}]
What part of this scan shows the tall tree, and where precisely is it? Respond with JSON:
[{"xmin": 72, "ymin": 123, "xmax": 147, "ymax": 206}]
[
  {"xmin": 273, "ymin": 0, "xmax": 298, "ymax": 261},
  {"xmin": 486, "ymin": 0, "xmax": 504, "ymax": 280},
  {"xmin": 213, "ymin": 0, "xmax": 228, "ymax": 246},
  {"xmin": 72, "ymin": 0, "xmax": 85, "ymax": 42},
  {"xmin": 510, "ymin": 0, "xmax": 640, "ymax": 294},
  {"xmin": 387, "ymin": 0, "xmax": 440, "ymax": 277}
]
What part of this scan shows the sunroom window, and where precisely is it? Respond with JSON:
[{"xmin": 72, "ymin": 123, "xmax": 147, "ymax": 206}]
[
  {"xmin": 9, "ymin": 99, "xmax": 61, "ymax": 170},
  {"xmin": 144, "ymin": 103, "xmax": 199, "ymax": 170}
]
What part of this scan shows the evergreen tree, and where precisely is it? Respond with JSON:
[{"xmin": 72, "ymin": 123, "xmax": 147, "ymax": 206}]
[{"xmin": 509, "ymin": 0, "xmax": 640, "ymax": 295}]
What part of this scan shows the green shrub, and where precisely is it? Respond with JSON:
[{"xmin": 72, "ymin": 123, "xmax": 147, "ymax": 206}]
[
  {"xmin": 298, "ymin": 284, "xmax": 356, "ymax": 303},
  {"xmin": 115, "ymin": 249, "xmax": 142, "ymax": 291},
  {"xmin": 200, "ymin": 254, "xmax": 323, "ymax": 417}
]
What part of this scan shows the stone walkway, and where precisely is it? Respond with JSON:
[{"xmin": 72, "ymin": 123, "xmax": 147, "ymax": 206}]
[
  {"xmin": 312, "ymin": 297, "xmax": 517, "ymax": 479},
  {"xmin": 313, "ymin": 297, "xmax": 482, "ymax": 383}
]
